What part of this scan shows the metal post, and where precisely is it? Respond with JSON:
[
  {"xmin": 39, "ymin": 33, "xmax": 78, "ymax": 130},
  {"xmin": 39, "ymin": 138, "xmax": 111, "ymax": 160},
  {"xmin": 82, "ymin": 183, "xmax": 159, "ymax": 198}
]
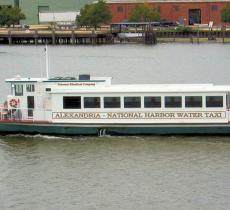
[{"xmin": 45, "ymin": 45, "xmax": 50, "ymax": 79}]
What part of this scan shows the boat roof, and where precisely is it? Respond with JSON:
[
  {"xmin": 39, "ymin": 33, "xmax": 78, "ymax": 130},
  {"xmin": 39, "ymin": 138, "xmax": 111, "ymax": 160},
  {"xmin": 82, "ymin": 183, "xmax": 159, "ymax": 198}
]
[
  {"xmin": 5, "ymin": 76, "xmax": 230, "ymax": 93},
  {"xmin": 51, "ymin": 84, "xmax": 230, "ymax": 93},
  {"xmin": 5, "ymin": 76, "xmax": 111, "ymax": 83}
]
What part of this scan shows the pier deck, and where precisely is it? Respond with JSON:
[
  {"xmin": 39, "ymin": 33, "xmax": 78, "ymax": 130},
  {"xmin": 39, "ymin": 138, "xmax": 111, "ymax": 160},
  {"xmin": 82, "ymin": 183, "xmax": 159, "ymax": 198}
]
[{"xmin": 0, "ymin": 26, "xmax": 230, "ymax": 45}]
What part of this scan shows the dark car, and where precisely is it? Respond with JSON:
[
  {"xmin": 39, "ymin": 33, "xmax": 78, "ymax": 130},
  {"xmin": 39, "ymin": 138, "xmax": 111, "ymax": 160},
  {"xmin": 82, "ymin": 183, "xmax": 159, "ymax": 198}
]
[{"xmin": 160, "ymin": 20, "xmax": 178, "ymax": 27}]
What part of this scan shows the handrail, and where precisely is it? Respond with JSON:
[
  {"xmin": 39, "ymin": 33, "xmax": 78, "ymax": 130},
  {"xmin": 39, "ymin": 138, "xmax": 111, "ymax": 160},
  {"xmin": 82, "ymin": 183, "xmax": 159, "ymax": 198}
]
[{"xmin": 0, "ymin": 107, "xmax": 48, "ymax": 122}]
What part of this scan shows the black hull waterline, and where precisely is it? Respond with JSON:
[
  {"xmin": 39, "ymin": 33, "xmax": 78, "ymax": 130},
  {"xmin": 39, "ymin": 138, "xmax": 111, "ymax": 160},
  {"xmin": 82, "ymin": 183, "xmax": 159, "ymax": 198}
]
[{"xmin": 1, "ymin": 122, "xmax": 230, "ymax": 135}]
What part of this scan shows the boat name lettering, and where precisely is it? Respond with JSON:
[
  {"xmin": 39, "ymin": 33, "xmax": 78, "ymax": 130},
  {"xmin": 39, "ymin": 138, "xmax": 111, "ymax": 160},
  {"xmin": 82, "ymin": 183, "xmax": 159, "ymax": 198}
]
[
  {"xmin": 53, "ymin": 112, "xmax": 101, "ymax": 119},
  {"xmin": 57, "ymin": 82, "xmax": 96, "ymax": 86},
  {"xmin": 52, "ymin": 112, "xmax": 225, "ymax": 119}
]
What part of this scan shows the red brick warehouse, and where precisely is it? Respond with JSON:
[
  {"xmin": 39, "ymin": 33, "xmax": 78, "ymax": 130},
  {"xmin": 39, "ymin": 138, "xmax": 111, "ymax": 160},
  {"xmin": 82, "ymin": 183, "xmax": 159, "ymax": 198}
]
[{"xmin": 106, "ymin": 0, "xmax": 230, "ymax": 25}]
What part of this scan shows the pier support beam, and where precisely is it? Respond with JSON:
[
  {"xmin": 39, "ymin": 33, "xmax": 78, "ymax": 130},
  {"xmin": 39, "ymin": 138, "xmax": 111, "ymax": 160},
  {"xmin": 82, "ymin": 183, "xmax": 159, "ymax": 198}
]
[
  {"xmin": 52, "ymin": 30, "xmax": 55, "ymax": 45},
  {"xmin": 222, "ymin": 26, "xmax": 226, "ymax": 43},
  {"xmin": 34, "ymin": 30, "xmax": 38, "ymax": 45},
  {"xmin": 71, "ymin": 30, "xmax": 75, "ymax": 45},
  {"xmin": 8, "ymin": 30, "xmax": 12, "ymax": 45},
  {"xmin": 197, "ymin": 26, "xmax": 200, "ymax": 44}
]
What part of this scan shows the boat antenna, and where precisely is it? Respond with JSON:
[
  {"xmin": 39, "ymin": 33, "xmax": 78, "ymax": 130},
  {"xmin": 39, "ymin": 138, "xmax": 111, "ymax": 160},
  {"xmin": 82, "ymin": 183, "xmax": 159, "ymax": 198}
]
[{"xmin": 45, "ymin": 45, "xmax": 50, "ymax": 79}]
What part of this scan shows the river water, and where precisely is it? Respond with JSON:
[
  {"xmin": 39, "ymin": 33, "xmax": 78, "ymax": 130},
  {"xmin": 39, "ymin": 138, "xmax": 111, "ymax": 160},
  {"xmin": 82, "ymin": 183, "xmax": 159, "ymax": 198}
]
[{"xmin": 0, "ymin": 44, "xmax": 230, "ymax": 210}]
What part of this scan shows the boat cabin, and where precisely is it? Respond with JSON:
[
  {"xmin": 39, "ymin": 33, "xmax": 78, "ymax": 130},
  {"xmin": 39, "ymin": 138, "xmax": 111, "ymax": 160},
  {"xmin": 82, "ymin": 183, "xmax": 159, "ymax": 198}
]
[{"xmin": 2, "ymin": 74, "xmax": 230, "ymax": 124}]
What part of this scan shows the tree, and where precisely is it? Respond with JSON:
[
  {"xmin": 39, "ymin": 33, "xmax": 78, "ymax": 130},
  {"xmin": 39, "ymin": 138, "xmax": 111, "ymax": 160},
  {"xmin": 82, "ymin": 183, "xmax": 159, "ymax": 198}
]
[
  {"xmin": 0, "ymin": 6, "xmax": 25, "ymax": 27},
  {"xmin": 221, "ymin": 3, "xmax": 230, "ymax": 23},
  {"xmin": 77, "ymin": 0, "xmax": 112, "ymax": 28},
  {"xmin": 128, "ymin": 4, "xmax": 160, "ymax": 22}
]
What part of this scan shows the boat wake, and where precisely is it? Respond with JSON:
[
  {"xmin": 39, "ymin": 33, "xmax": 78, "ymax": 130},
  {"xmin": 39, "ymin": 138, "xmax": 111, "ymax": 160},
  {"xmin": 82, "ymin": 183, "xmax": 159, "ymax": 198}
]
[{"xmin": 1, "ymin": 133, "xmax": 74, "ymax": 140}]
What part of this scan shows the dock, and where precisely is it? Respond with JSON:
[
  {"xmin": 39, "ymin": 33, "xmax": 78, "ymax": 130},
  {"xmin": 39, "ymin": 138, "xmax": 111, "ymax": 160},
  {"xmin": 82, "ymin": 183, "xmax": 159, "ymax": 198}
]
[
  {"xmin": 0, "ymin": 28, "xmax": 114, "ymax": 45},
  {"xmin": 0, "ymin": 25, "xmax": 230, "ymax": 45}
]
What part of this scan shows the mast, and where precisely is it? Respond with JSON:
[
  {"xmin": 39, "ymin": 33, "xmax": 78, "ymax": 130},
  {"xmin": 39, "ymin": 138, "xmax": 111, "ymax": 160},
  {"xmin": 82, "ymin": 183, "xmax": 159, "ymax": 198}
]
[{"xmin": 45, "ymin": 45, "xmax": 49, "ymax": 79}]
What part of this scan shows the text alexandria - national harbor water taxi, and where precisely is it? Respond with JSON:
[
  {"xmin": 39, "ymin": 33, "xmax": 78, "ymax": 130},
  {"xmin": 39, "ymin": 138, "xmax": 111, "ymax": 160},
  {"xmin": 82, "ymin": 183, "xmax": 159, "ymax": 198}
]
[{"xmin": 1, "ymin": 47, "xmax": 230, "ymax": 135}]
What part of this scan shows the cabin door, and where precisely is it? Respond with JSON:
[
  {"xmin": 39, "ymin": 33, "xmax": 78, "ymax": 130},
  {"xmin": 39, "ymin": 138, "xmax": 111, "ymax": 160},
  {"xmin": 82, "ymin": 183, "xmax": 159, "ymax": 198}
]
[{"xmin": 27, "ymin": 96, "xmax": 34, "ymax": 117}]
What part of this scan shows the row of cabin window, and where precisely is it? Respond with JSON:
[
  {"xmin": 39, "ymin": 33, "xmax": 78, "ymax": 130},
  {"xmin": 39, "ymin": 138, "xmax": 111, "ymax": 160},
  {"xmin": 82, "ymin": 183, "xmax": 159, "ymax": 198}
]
[
  {"xmin": 63, "ymin": 96, "xmax": 224, "ymax": 109},
  {"xmin": 14, "ymin": 84, "xmax": 35, "ymax": 96}
]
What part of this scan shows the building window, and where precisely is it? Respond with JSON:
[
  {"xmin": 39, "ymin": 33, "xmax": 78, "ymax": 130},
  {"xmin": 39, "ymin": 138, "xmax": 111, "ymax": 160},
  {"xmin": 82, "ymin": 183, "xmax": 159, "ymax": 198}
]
[
  {"xmin": 117, "ymin": 6, "xmax": 123, "ymax": 13},
  {"xmin": 189, "ymin": 9, "xmax": 201, "ymax": 25},
  {"xmin": 63, "ymin": 96, "xmax": 81, "ymax": 109},
  {"xmin": 124, "ymin": 97, "xmax": 141, "ymax": 108},
  {"xmin": 165, "ymin": 96, "xmax": 182, "ymax": 108},
  {"xmin": 206, "ymin": 96, "xmax": 223, "ymax": 107},
  {"xmin": 84, "ymin": 97, "xmax": 100, "ymax": 108},
  {"xmin": 104, "ymin": 97, "xmax": 120, "ymax": 108},
  {"xmin": 211, "ymin": 5, "xmax": 218, "ymax": 11},
  {"xmin": 26, "ymin": 84, "xmax": 35, "ymax": 92},
  {"xmin": 144, "ymin": 96, "xmax": 161, "ymax": 108},
  {"xmin": 15, "ymin": 84, "xmax": 23, "ymax": 96},
  {"xmin": 185, "ymin": 96, "xmax": 202, "ymax": 108}
]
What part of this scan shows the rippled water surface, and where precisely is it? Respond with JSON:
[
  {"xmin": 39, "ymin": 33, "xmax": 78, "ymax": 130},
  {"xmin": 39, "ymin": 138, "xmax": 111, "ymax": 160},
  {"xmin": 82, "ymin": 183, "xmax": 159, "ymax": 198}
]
[
  {"xmin": 0, "ymin": 44, "xmax": 230, "ymax": 210},
  {"xmin": 1, "ymin": 135, "xmax": 230, "ymax": 210}
]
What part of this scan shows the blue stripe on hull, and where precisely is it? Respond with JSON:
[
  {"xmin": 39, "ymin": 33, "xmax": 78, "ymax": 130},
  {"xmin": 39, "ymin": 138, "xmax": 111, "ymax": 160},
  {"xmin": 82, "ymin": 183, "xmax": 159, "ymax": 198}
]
[{"xmin": 1, "ymin": 123, "xmax": 230, "ymax": 135}]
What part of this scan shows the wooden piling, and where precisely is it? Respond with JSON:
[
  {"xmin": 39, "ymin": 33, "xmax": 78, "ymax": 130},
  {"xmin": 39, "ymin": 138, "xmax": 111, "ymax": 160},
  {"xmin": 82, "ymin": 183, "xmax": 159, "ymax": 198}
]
[
  {"xmin": 197, "ymin": 26, "xmax": 200, "ymax": 44},
  {"xmin": 190, "ymin": 35, "xmax": 193, "ymax": 43},
  {"xmin": 34, "ymin": 30, "xmax": 38, "ymax": 45},
  {"xmin": 52, "ymin": 30, "xmax": 55, "ymax": 45},
  {"xmin": 222, "ymin": 26, "xmax": 226, "ymax": 43},
  {"xmin": 8, "ymin": 30, "xmax": 12, "ymax": 45},
  {"xmin": 71, "ymin": 30, "xmax": 75, "ymax": 45}
]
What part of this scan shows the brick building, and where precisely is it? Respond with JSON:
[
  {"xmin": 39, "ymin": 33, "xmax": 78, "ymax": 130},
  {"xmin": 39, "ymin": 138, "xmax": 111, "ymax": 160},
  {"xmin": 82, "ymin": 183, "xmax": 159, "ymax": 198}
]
[{"xmin": 107, "ymin": 0, "xmax": 230, "ymax": 25}]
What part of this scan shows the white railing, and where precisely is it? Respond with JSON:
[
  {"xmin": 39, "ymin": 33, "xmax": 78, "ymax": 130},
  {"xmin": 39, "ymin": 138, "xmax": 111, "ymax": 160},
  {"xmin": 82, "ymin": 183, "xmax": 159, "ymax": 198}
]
[{"xmin": 0, "ymin": 107, "xmax": 49, "ymax": 122}]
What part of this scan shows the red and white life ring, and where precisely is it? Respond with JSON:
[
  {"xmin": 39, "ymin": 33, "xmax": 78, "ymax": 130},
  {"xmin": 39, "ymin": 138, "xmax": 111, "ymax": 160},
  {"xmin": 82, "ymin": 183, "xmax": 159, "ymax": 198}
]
[{"xmin": 9, "ymin": 99, "xmax": 19, "ymax": 108}]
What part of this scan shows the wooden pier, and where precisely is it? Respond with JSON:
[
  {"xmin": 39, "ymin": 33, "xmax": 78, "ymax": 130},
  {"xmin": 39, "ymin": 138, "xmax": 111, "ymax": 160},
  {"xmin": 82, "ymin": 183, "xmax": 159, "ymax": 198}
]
[
  {"xmin": 0, "ymin": 28, "xmax": 114, "ymax": 45},
  {"xmin": 0, "ymin": 26, "xmax": 230, "ymax": 45}
]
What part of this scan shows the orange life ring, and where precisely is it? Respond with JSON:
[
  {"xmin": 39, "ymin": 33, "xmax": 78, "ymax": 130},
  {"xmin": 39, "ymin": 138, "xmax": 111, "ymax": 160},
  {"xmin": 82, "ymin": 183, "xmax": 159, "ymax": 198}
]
[{"xmin": 9, "ymin": 99, "xmax": 18, "ymax": 108}]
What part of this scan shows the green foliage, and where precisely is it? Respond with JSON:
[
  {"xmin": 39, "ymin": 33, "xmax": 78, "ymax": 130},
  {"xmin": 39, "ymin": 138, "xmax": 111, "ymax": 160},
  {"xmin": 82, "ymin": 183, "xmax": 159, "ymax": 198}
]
[
  {"xmin": 221, "ymin": 3, "xmax": 230, "ymax": 22},
  {"xmin": 128, "ymin": 4, "xmax": 160, "ymax": 22},
  {"xmin": 0, "ymin": 6, "xmax": 25, "ymax": 27},
  {"xmin": 77, "ymin": 0, "xmax": 112, "ymax": 28},
  {"xmin": 175, "ymin": 26, "xmax": 195, "ymax": 33}
]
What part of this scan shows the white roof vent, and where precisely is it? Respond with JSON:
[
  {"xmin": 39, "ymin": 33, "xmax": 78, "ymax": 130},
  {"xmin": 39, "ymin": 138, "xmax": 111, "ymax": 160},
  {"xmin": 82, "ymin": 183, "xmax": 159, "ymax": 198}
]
[{"xmin": 15, "ymin": 75, "xmax": 21, "ymax": 80}]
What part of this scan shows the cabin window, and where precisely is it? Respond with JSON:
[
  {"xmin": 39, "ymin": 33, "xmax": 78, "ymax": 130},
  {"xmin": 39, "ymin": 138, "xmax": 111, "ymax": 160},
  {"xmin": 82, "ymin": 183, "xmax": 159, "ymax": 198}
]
[
  {"xmin": 84, "ymin": 97, "xmax": 100, "ymax": 108},
  {"xmin": 26, "ymin": 84, "xmax": 35, "ymax": 92},
  {"xmin": 185, "ymin": 96, "xmax": 202, "ymax": 108},
  {"xmin": 144, "ymin": 96, "xmax": 161, "ymax": 108},
  {"xmin": 206, "ymin": 96, "xmax": 223, "ymax": 107},
  {"xmin": 15, "ymin": 84, "xmax": 23, "ymax": 96},
  {"xmin": 165, "ymin": 96, "xmax": 182, "ymax": 108},
  {"xmin": 104, "ymin": 97, "xmax": 120, "ymax": 108},
  {"xmin": 63, "ymin": 96, "xmax": 81, "ymax": 109},
  {"xmin": 124, "ymin": 97, "xmax": 141, "ymax": 108}
]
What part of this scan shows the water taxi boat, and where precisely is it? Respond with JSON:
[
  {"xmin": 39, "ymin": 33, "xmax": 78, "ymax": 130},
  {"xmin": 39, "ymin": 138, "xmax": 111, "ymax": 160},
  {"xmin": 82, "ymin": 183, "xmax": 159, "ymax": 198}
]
[
  {"xmin": 1, "ymin": 73, "xmax": 230, "ymax": 135},
  {"xmin": 1, "ymin": 47, "xmax": 230, "ymax": 136}
]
